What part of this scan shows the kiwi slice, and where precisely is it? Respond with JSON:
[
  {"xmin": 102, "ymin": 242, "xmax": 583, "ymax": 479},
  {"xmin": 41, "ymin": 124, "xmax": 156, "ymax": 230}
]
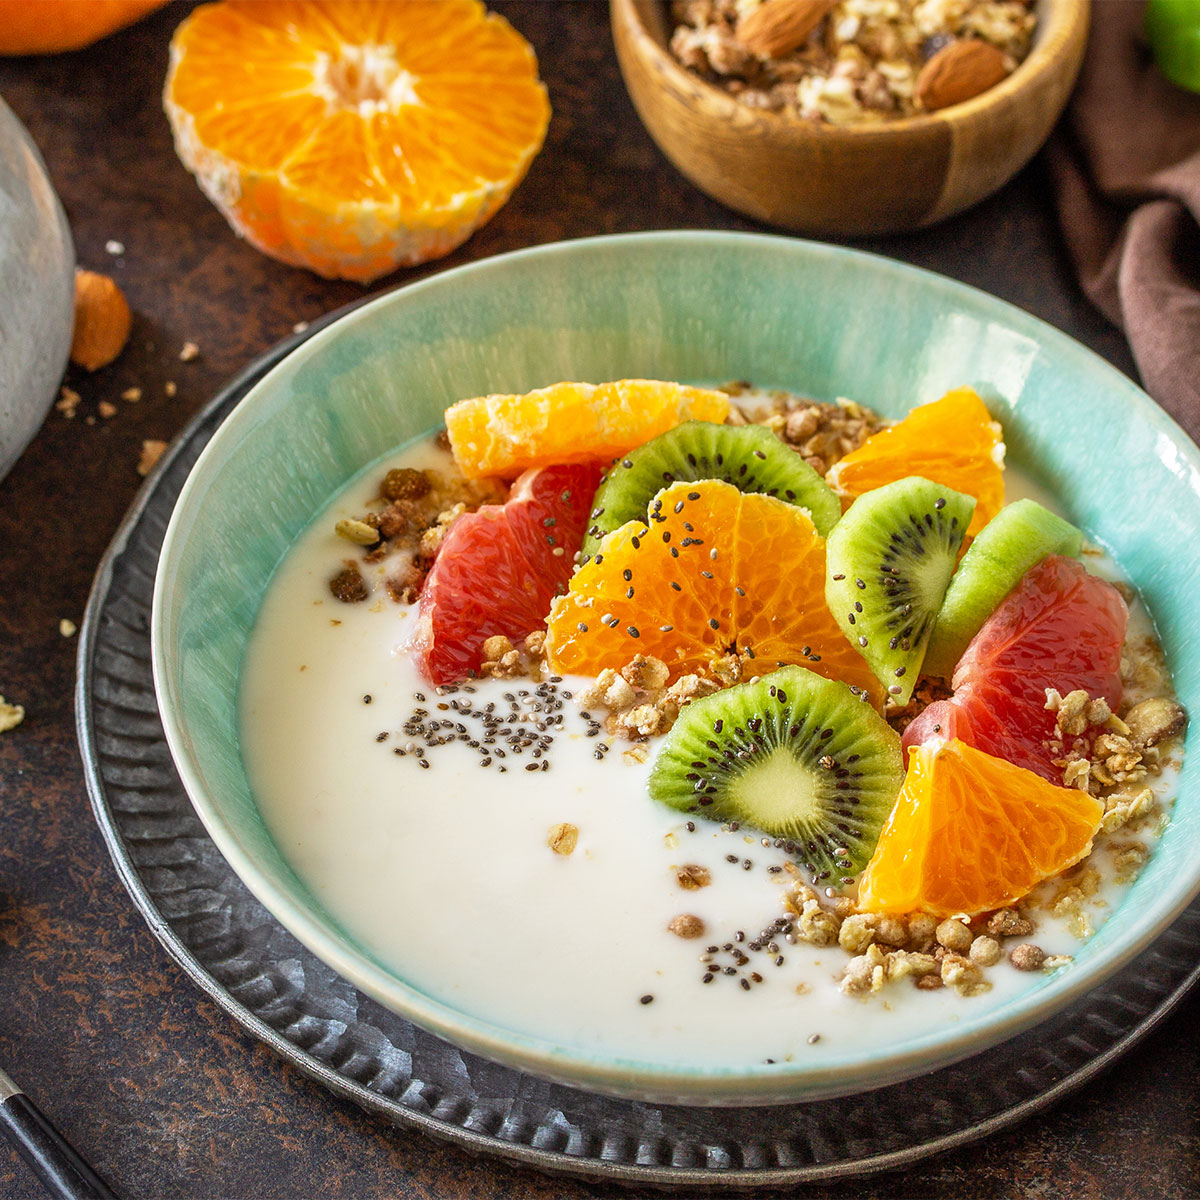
[
  {"xmin": 826, "ymin": 477, "xmax": 975, "ymax": 704},
  {"xmin": 649, "ymin": 666, "xmax": 903, "ymax": 883},
  {"xmin": 581, "ymin": 420, "xmax": 841, "ymax": 558},
  {"xmin": 922, "ymin": 498, "xmax": 1084, "ymax": 680}
]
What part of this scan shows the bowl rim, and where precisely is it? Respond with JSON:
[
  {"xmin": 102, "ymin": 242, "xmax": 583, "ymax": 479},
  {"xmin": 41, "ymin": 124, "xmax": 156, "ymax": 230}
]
[
  {"xmin": 611, "ymin": 0, "xmax": 1090, "ymax": 137},
  {"xmin": 152, "ymin": 229, "xmax": 1200, "ymax": 1104}
]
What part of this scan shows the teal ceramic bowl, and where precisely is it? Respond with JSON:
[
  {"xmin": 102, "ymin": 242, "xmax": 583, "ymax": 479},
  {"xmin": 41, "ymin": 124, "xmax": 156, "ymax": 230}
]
[{"xmin": 152, "ymin": 231, "xmax": 1200, "ymax": 1105}]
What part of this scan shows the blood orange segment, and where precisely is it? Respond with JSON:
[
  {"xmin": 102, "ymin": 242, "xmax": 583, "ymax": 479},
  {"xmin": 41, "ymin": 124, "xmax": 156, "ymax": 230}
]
[
  {"xmin": 827, "ymin": 387, "xmax": 1005, "ymax": 539},
  {"xmin": 545, "ymin": 479, "xmax": 881, "ymax": 700},
  {"xmin": 445, "ymin": 380, "xmax": 731, "ymax": 479},
  {"xmin": 413, "ymin": 461, "xmax": 600, "ymax": 684},
  {"xmin": 903, "ymin": 555, "xmax": 1128, "ymax": 782},
  {"xmin": 857, "ymin": 738, "xmax": 1103, "ymax": 917}
]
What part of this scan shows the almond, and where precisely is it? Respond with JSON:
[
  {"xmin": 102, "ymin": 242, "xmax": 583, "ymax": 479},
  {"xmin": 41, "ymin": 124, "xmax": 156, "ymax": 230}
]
[
  {"xmin": 736, "ymin": 0, "xmax": 831, "ymax": 60},
  {"xmin": 915, "ymin": 39, "xmax": 1009, "ymax": 112},
  {"xmin": 70, "ymin": 268, "xmax": 132, "ymax": 371}
]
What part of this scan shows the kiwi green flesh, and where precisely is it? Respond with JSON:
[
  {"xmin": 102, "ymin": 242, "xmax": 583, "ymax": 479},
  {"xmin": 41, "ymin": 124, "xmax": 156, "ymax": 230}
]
[
  {"xmin": 648, "ymin": 666, "xmax": 904, "ymax": 885},
  {"xmin": 581, "ymin": 420, "xmax": 841, "ymax": 558},
  {"xmin": 825, "ymin": 477, "xmax": 975, "ymax": 705},
  {"xmin": 922, "ymin": 498, "xmax": 1084, "ymax": 680}
]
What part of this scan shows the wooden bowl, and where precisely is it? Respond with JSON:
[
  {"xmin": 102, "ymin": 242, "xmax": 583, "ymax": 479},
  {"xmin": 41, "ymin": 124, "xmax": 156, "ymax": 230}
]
[{"xmin": 611, "ymin": 0, "xmax": 1089, "ymax": 235}]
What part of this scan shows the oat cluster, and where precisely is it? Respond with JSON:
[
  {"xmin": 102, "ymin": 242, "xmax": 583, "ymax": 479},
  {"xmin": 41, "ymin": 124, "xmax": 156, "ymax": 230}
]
[{"xmin": 669, "ymin": 0, "xmax": 1035, "ymax": 124}]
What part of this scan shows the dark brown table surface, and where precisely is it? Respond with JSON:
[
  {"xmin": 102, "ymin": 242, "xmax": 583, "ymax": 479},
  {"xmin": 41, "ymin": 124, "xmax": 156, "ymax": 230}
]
[{"xmin": 1, "ymin": 4, "xmax": 1197, "ymax": 1198}]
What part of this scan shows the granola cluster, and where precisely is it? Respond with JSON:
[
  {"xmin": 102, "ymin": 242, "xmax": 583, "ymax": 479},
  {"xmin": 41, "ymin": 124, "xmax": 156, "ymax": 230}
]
[
  {"xmin": 575, "ymin": 654, "xmax": 722, "ymax": 740},
  {"xmin": 724, "ymin": 383, "xmax": 881, "ymax": 476},
  {"xmin": 771, "ymin": 870, "xmax": 1066, "ymax": 997},
  {"xmin": 669, "ymin": 0, "xmax": 1035, "ymax": 124},
  {"xmin": 327, "ymin": 450, "xmax": 504, "ymax": 606}
]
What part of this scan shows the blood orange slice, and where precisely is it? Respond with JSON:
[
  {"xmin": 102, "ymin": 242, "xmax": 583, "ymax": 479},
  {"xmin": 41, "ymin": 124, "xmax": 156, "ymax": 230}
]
[
  {"xmin": 413, "ymin": 462, "xmax": 600, "ymax": 684},
  {"xmin": 903, "ymin": 556, "xmax": 1127, "ymax": 781}
]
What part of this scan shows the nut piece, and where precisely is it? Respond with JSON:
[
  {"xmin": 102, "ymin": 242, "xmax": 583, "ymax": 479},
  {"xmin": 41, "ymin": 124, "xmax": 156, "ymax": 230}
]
[
  {"xmin": 915, "ymin": 39, "xmax": 1009, "ymax": 112},
  {"xmin": 0, "ymin": 696, "xmax": 24, "ymax": 733},
  {"xmin": 935, "ymin": 917, "xmax": 973, "ymax": 955},
  {"xmin": 335, "ymin": 518, "xmax": 380, "ymax": 546},
  {"xmin": 547, "ymin": 822, "xmax": 578, "ymax": 856},
  {"xmin": 667, "ymin": 913, "xmax": 706, "ymax": 939},
  {"xmin": 676, "ymin": 863, "xmax": 711, "ymax": 890},
  {"xmin": 137, "ymin": 439, "xmax": 168, "ymax": 477},
  {"xmin": 736, "ymin": 0, "xmax": 831, "ymax": 59},
  {"xmin": 1123, "ymin": 697, "xmax": 1187, "ymax": 748},
  {"xmin": 70, "ymin": 269, "xmax": 132, "ymax": 371},
  {"xmin": 1009, "ymin": 943, "xmax": 1046, "ymax": 972}
]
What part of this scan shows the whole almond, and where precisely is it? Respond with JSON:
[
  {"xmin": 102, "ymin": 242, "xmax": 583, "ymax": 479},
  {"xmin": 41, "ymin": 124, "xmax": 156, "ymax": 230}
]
[
  {"xmin": 915, "ymin": 39, "xmax": 1009, "ymax": 112},
  {"xmin": 70, "ymin": 268, "xmax": 132, "ymax": 371},
  {"xmin": 736, "ymin": 0, "xmax": 832, "ymax": 60}
]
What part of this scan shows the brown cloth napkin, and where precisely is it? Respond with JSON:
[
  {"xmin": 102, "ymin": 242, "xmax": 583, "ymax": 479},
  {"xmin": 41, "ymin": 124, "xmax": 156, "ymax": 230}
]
[{"xmin": 1047, "ymin": 0, "xmax": 1200, "ymax": 439}]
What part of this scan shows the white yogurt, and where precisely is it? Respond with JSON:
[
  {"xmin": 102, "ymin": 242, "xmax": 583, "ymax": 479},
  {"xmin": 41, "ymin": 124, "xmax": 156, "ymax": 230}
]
[{"xmin": 238, "ymin": 435, "xmax": 1174, "ymax": 1071}]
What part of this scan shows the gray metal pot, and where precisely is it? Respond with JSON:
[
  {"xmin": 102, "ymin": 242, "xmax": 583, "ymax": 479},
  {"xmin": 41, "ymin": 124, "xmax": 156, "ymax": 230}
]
[{"xmin": 0, "ymin": 96, "xmax": 74, "ymax": 482}]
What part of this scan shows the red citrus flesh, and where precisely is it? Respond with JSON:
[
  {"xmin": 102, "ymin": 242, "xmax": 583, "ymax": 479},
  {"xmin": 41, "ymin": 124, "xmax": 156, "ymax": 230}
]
[
  {"xmin": 413, "ymin": 462, "xmax": 601, "ymax": 684},
  {"xmin": 903, "ymin": 556, "xmax": 1128, "ymax": 782}
]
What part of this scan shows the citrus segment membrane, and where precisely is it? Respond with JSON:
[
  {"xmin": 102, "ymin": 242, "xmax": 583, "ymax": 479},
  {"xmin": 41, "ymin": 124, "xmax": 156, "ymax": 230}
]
[
  {"xmin": 413, "ymin": 461, "xmax": 600, "ymax": 684},
  {"xmin": 902, "ymin": 555, "xmax": 1128, "ymax": 783},
  {"xmin": 544, "ymin": 479, "xmax": 881, "ymax": 700},
  {"xmin": 923, "ymin": 498, "xmax": 1084, "ymax": 680},
  {"xmin": 445, "ymin": 380, "xmax": 731, "ymax": 479},
  {"xmin": 581, "ymin": 420, "xmax": 841, "ymax": 558},
  {"xmin": 827, "ymin": 387, "xmax": 1005, "ymax": 540},
  {"xmin": 857, "ymin": 738, "xmax": 1103, "ymax": 917},
  {"xmin": 649, "ymin": 667, "xmax": 904, "ymax": 884},
  {"xmin": 826, "ymin": 477, "xmax": 975, "ymax": 705}
]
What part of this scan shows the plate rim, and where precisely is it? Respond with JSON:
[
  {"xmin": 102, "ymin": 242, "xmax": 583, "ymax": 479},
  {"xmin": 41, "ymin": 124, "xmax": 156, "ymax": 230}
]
[{"xmin": 75, "ymin": 293, "xmax": 1200, "ymax": 1186}]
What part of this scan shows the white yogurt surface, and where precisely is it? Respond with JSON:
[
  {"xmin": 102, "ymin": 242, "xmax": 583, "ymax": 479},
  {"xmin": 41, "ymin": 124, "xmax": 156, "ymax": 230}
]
[{"xmin": 238, "ymin": 435, "xmax": 1173, "ymax": 1071}]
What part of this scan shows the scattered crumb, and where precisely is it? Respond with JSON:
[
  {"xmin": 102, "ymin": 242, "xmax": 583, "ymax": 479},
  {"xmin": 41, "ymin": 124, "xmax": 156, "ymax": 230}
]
[
  {"xmin": 0, "ymin": 697, "xmax": 24, "ymax": 732},
  {"xmin": 137, "ymin": 439, "xmax": 168, "ymax": 477},
  {"xmin": 547, "ymin": 822, "xmax": 578, "ymax": 856},
  {"xmin": 179, "ymin": 340, "xmax": 200, "ymax": 362},
  {"xmin": 293, "ymin": 321, "xmax": 310, "ymax": 334},
  {"xmin": 164, "ymin": 380, "xmax": 177, "ymax": 398},
  {"xmin": 98, "ymin": 401, "xmax": 117, "ymax": 419},
  {"xmin": 121, "ymin": 386, "xmax": 142, "ymax": 402},
  {"xmin": 56, "ymin": 386, "xmax": 81, "ymax": 418},
  {"xmin": 667, "ymin": 913, "xmax": 706, "ymax": 939},
  {"xmin": 676, "ymin": 863, "xmax": 711, "ymax": 890},
  {"xmin": 59, "ymin": 619, "xmax": 77, "ymax": 638},
  {"xmin": 105, "ymin": 239, "xmax": 125, "ymax": 256}
]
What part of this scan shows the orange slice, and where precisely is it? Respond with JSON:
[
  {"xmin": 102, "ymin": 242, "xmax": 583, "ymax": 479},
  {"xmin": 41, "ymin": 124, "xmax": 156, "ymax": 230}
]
[
  {"xmin": 164, "ymin": 0, "xmax": 550, "ymax": 282},
  {"xmin": 827, "ymin": 388, "xmax": 1005, "ymax": 539},
  {"xmin": 856, "ymin": 738, "xmax": 1103, "ymax": 917},
  {"xmin": 545, "ymin": 479, "xmax": 880, "ymax": 701},
  {"xmin": 0, "ymin": 0, "xmax": 166, "ymax": 54},
  {"xmin": 446, "ymin": 380, "xmax": 731, "ymax": 479}
]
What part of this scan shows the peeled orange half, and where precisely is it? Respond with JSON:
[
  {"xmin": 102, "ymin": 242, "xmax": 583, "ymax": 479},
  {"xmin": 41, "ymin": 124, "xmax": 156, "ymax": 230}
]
[{"xmin": 164, "ymin": 0, "xmax": 550, "ymax": 282}]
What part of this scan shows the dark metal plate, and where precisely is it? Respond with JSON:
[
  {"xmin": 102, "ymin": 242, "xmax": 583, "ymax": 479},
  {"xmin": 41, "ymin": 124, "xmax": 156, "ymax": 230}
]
[{"xmin": 75, "ymin": 320, "xmax": 1200, "ymax": 1188}]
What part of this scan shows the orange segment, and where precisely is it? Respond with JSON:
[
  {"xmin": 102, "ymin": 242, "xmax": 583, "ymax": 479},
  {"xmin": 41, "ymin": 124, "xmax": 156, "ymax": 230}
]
[
  {"xmin": 827, "ymin": 388, "xmax": 1005, "ymax": 539},
  {"xmin": 545, "ymin": 480, "xmax": 881, "ymax": 701},
  {"xmin": 163, "ymin": 0, "xmax": 550, "ymax": 282},
  {"xmin": 856, "ymin": 738, "xmax": 1103, "ymax": 917},
  {"xmin": 445, "ymin": 380, "xmax": 731, "ymax": 479}
]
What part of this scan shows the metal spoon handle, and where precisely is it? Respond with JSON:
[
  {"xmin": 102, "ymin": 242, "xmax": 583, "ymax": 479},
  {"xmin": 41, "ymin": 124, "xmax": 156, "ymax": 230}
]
[{"xmin": 0, "ymin": 1069, "xmax": 117, "ymax": 1200}]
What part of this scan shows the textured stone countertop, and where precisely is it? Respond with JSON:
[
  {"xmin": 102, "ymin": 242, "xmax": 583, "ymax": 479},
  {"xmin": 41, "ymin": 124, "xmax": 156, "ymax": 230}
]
[{"xmin": 0, "ymin": 4, "xmax": 1196, "ymax": 1198}]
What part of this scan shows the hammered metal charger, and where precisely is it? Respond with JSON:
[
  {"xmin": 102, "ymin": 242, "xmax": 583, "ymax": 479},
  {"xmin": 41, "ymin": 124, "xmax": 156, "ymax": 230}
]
[{"xmin": 75, "ymin": 324, "xmax": 1200, "ymax": 1188}]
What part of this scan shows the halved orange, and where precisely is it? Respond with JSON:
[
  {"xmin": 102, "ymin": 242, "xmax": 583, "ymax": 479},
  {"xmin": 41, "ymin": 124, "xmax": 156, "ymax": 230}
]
[
  {"xmin": 164, "ymin": 0, "xmax": 550, "ymax": 281},
  {"xmin": 827, "ymin": 388, "xmax": 1005, "ymax": 540},
  {"xmin": 856, "ymin": 738, "xmax": 1103, "ymax": 917},
  {"xmin": 446, "ymin": 380, "xmax": 731, "ymax": 479},
  {"xmin": 545, "ymin": 479, "xmax": 881, "ymax": 701},
  {"xmin": 0, "ymin": 0, "xmax": 166, "ymax": 54}
]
